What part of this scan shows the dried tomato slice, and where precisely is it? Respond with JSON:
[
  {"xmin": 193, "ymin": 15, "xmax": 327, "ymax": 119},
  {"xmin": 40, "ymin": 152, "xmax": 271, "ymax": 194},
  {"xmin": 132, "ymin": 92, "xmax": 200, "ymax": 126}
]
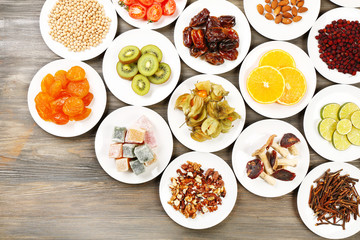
[
  {"xmin": 82, "ymin": 92, "xmax": 94, "ymax": 106},
  {"xmin": 62, "ymin": 97, "xmax": 84, "ymax": 117},
  {"xmin": 52, "ymin": 112, "xmax": 69, "ymax": 125},
  {"xmin": 66, "ymin": 78, "xmax": 90, "ymax": 98},
  {"xmin": 66, "ymin": 66, "xmax": 86, "ymax": 81}
]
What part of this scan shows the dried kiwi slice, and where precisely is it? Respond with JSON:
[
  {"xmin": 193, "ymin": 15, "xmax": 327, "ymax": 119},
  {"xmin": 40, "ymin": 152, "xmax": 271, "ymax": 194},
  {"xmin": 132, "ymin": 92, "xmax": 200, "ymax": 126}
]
[
  {"xmin": 116, "ymin": 62, "xmax": 138, "ymax": 80},
  {"xmin": 141, "ymin": 45, "xmax": 163, "ymax": 62},
  {"xmin": 137, "ymin": 54, "xmax": 159, "ymax": 77},
  {"xmin": 148, "ymin": 63, "xmax": 171, "ymax": 84},
  {"xmin": 131, "ymin": 74, "xmax": 150, "ymax": 96},
  {"xmin": 118, "ymin": 45, "xmax": 141, "ymax": 64}
]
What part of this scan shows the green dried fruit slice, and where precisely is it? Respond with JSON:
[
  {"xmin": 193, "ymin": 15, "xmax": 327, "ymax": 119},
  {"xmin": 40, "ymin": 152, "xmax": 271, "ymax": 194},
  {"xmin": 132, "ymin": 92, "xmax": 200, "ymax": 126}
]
[
  {"xmin": 350, "ymin": 110, "xmax": 360, "ymax": 129},
  {"xmin": 320, "ymin": 103, "xmax": 340, "ymax": 121},
  {"xmin": 338, "ymin": 102, "xmax": 359, "ymax": 120},
  {"xmin": 336, "ymin": 119, "xmax": 352, "ymax": 135},
  {"xmin": 347, "ymin": 127, "xmax": 360, "ymax": 146},
  {"xmin": 318, "ymin": 118, "xmax": 337, "ymax": 141},
  {"xmin": 332, "ymin": 131, "xmax": 351, "ymax": 151}
]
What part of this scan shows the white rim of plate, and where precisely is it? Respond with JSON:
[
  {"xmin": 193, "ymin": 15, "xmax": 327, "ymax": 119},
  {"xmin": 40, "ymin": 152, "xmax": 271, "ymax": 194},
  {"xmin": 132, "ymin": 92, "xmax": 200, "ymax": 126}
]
[
  {"xmin": 329, "ymin": 0, "xmax": 360, "ymax": 8},
  {"xmin": 167, "ymin": 74, "xmax": 246, "ymax": 153},
  {"xmin": 39, "ymin": 0, "xmax": 118, "ymax": 61},
  {"xmin": 27, "ymin": 59, "xmax": 107, "ymax": 137},
  {"xmin": 174, "ymin": 0, "xmax": 251, "ymax": 74},
  {"xmin": 297, "ymin": 162, "xmax": 360, "ymax": 239},
  {"xmin": 303, "ymin": 84, "xmax": 360, "ymax": 162},
  {"xmin": 243, "ymin": 0, "xmax": 321, "ymax": 41},
  {"xmin": 307, "ymin": 7, "xmax": 360, "ymax": 84},
  {"xmin": 232, "ymin": 119, "xmax": 310, "ymax": 198},
  {"xmin": 111, "ymin": 0, "xmax": 188, "ymax": 30},
  {"xmin": 102, "ymin": 28, "xmax": 181, "ymax": 106},
  {"xmin": 94, "ymin": 106, "xmax": 173, "ymax": 184},
  {"xmin": 159, "ymin": 151, "xmax": 238, "ymax": 229},
  {"xmin": 239, "ymin": 41, "xmax": 317, "ymax": 119}
]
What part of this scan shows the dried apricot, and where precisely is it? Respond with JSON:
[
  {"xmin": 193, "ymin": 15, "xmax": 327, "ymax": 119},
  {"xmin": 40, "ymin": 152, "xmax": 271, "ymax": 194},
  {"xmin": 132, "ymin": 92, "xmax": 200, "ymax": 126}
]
[
  {"xmin": 54, "ymin": 70, "xmax": 69, "ymax": 88},
  {"xmin": 35, "ymin": 92, "xmax": 53, "ymax": 107},
  {"xmin": 50, "ymin": 96, "xmax": 70, "ymax": 113},
  {"xmin": 66, "ymin": 78, "xmax": 90, "ymax": 98},
  {"xmin": 63, "ymin": 97, "xmax": 84, "ymax": 116},
  {"xmin": 41, "ymin": 74, "xmax": 54, "ymax": 93},
  {"xmin": 66, "ymin": 66, "xmax": 86, "ymax": 81},
  {"xmin": 48, "ymin": 79, "xmax": 62, "ymax": 98},
  {"xmin": 36, "ymin": 104, "xmax": 52, "ymax": 121},
  {"xmin": 52, "ymin": 112, "xmax": 69, "ymax": 125},
  {"xmin": 82, "ymin": 92, "xmax": 94, "ymax": 106},
  {"xmin": 71, "ymin": 108, "xmax": 91, "ymax": 121}
]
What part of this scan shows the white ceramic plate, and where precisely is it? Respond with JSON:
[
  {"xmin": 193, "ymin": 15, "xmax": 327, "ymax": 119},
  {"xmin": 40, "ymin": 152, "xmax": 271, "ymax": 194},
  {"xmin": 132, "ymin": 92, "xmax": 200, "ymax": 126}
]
[
  {"xmin": 243, "ymin": 0, "xmax": 320, "ymax": 41},
  {"xmin": 297, "ymin": 162, "xmax": 360, "ymax": 239},
  {"xmin": 307, "ymin": 7, "xmax": 360, "ymax": 84},
  {"xmin": 167, "ymin": 74, "xmax": 246, "ymax": 153},
  {"xmin": 112, "ymin": 0, "xmax": 187, "ymax": 29},
  {"xmin": 102, "ymin": 29, "xmax": 181, "ymax": 106},
  {"xmin": 27, "ymin": 59, "xmax": 107, "ymax": 137},
  {"xmin": 232, "ymin": 119, "xmax": 310, "ymax": 198},
  {"xmin": 159, "ymin": 151, "xmax": 237, "ymax": 229},
  {"xmin": 95, "ymin": 106, "xmax": 173, "ymax": 184},
  {"xmin": 39, "ymin": 0, "xmax": 117, "ymax": 61},
  {"xmin": 329, "ymin": 0, "xmax": 360, "ymax": 8},
  {"xmin": 303, "ymin": 84, "xmax": 360, "ymax": 162},
  {"xmin": 174, "ymin": 0, "xmax": 251, "ymax": 74},
  {"xmin": 239, "ymin": 41, "xmax": 317, "ymax": 119}
]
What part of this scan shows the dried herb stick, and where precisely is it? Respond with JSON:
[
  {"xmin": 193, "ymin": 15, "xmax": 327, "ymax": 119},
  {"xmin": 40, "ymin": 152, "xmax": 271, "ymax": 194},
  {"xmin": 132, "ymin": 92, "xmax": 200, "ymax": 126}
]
[{"xmin": 308, "ymin": 169, "xmax": 360, "ymax": 230}]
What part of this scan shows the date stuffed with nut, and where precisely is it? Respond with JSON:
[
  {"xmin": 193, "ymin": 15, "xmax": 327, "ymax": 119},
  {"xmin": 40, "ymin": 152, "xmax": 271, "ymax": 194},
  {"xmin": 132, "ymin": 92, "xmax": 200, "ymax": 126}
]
[
  {"xmin": 168, "ymin": 161, "xmax": 226, "ymax": 219},
  {"xmin": 183, "ymin": 8, "xmax": 240, "ymax": 65}
]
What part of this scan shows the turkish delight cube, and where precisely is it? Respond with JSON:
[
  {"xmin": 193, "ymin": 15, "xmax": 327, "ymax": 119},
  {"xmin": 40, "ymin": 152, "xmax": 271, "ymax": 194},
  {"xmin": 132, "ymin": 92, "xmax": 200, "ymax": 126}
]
[
  {"xmin": 134, "ymin": 144, "xmax": 154, "ymax": 163},
  {"xmin": 122, "ymin": 143, "xmax": 137, "ymax": 158},
  {"xmin": 112, "ymin": 127, "xmax": 126, "ymax": 143},
  {"xmin": 144, "ymin": 153, "xmax": 157, "ymax": 167},
  {"xmin": 134, "ymin": 115, "xmax": 157, "ymax": 149},
  {"xmin": 129, "ymin": 159, "xmax": 145, "ymax": 175},
  {"xmin": 125, "ymin": 128, "xmax": 145, "ymax": 144},
  {"xmin": 109, "ymin": 143, "xmax": 122, "ymax": 158},
  {"xmin": 115, "ymin": 158, "xmax": 130, "ymax": 172}
]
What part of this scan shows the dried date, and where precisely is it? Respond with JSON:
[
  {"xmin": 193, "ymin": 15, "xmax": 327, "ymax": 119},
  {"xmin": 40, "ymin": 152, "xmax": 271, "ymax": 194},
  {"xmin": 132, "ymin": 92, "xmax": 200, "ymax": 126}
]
[
  {"xmin": 219, "ymin": 15, "xmax": 236, "ymax": 28},
  {"xmin": 206, "ymin": 27, "xmax": 228, "ymax": 43},
  {"xmin": 220, "ymin": 49, "xmax": 238, "ymax": 61},
  {"xmin": 183, "ymin": 27, "xmax": 193, "ymax": 48},
  {"xmin": 191, "ymin": 29, "xmax": 206, "ymax": 49},
  {"xmin": 189, "ymin": 8, "xmax": 210, "ymax": 27},
  {"xmin": 206, "ymin": 16, "xmax": 221, "ymax": 33},
  {"xmin": 190, "ymin": 46, "xmax": 208, "ymax": 58},
  {"xmin": 205, "ymin": 52, "xmax": 224, "ymax": 65},
  {"xmin": 219, "ymin": 39, "xmax": 237, "ymax": 51}
]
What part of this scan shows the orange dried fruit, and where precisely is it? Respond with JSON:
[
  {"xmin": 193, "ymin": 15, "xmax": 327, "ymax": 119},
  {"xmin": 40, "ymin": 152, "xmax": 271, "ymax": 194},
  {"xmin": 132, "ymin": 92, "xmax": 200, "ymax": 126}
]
[
  {"xmin": 277, "ymin": 67, "xmax": 307, "ymax": 105},
  {"xmin": 71, "ymin": 108, "xmax": 91, "ymax": 121},
  {"xmin": 259, "ymin": 49, "xmax": 296, "ymax": 69},
  {"xmin": 50, "ymin": 96, "xmax": 70, "ymax": 113},
  {"xmin": 66, "ymin": 78, "xmax": 90, "ymax": 98},
  {"xmin": 54, "ymin": 70, "xmax": 69, "ymax": 88},
  {"xmin": 63, "ymin": 97, "xmax": 85, "ymax": 117},
  {"xmin": 66, "ymin": 66, "xmax": 86, "ymax": 81},
  {"xmin": 35, "ymin": 92, "xmax": 53, "ymax": 107},
  {"xmin": 41, "ymin": 74, "xmax": 54, "ymax": 93},
  {"xmin": 52, "ymin": 112, "xmax": 70, "ymax": 125},
  {"xmin": 246, "ymin": 66, "xmax": 285, "ymax": 104},
  {"xmin": 48, "ymin": 79, "xmax": 62, "ymax": 98},
  {"xmin": 82, "ymin": 92, "xmax": 94, "ymax": 106}
]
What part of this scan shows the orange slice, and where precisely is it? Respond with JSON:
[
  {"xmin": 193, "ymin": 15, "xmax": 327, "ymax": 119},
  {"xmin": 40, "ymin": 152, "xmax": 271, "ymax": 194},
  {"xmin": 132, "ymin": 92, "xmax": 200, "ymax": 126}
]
[
  {"xmin": 259, "ymin": 49, "xmax": 296, "ymax": 69},
  {"xmin": 277, "ymin": 67, "xmax": 307, "ymax": 106},
  {"xmin": 247, "ymin": 66, "xmax": 285, "ymax": 104}
]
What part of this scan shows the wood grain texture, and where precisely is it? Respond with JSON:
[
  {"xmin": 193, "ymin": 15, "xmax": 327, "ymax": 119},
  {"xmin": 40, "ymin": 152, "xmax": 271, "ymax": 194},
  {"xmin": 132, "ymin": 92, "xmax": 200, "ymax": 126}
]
[{"xmin": 0, "ymin": 0, "xmax": 359, "ymax": 239}]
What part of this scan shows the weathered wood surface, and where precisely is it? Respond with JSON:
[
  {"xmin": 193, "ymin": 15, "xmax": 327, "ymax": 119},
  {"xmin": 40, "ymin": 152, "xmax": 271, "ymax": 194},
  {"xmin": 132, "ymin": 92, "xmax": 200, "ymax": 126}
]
[{"xmin": 0, "ymin": 0, "xmax": 359, "ymax": 239}]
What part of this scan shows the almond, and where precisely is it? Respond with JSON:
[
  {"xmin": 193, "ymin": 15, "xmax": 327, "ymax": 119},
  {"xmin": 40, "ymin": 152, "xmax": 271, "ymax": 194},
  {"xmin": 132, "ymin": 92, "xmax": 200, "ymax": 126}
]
[
  {"xmin": 265, "ymin": 4, "xmax": 272, "ymax": 13},
  {"xmin": 283, "ymin": 12, "xmax": 293, "ymax": 18},
  {"xmin": 293, "ymin": 16, "xmax": 302, "ymax": 22},
  {"xmin": 265, "ymin": 0, "xmax": 271, "ymax": 3},
  {"xmin": 292, "ymin": 7, "xmax": 298, "ymax": 16},
  {"xmin": 282, "ymin": 18, "xmax": 292, "ymax": 24},
  {"xmin": 274, "ymin": 6, "xmax": 281, "ymax": 16},
  {"xmin": 297, "ymin": 1, "xmax": 304, "ymax": 7},
  {"xmin": 291, "ymin": 0, "xmax": 296, "ymax": 5},
  {"xmin": 257, "ymin": 4, "xmax": 264, "ymax": 15},
  {"xmin": 298, "ymin": 6, "xmax": 308, "ymax": 13},
  {"xmin": 271, "ymin": 0, "xmax": 278, "ymax": 9},
  {"xmin": 265, "ymin": 13, "xmax": 275, "ymax": 20},
  {"xmin": 282, "ymin": 6, "xmax": 291, "ymax": 12},
  {"xmin": 275, "ymin": 14, "xmax": 282, "ymax": 24},
  {"xmin": 278, "ymin": 0, "xmax": 289, "ymax": 6}
]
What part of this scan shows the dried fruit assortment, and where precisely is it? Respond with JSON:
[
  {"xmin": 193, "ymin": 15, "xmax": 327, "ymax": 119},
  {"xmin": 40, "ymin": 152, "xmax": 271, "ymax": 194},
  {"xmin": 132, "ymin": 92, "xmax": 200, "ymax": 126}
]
[
  {"xmin": 316, "ymin": 19, "xmax": 360, "ymax": 76},
  {"xmin": 34, "ymin": 66, "xmax": 93, "ymax": 125},
  {"xmin": 182, "ymin": 8, "xmax": 240, "ymax": 65},
  {"xmin": 109, "ymin": 115, "xmax": 157, "ymax": 175},
  {"xmin": 247, "ymin": 49, "xmax": 307, "ymax": 105},
  {"xmin": 308, "ymin": 169, "xmax": 360, "ymax": 230},
  {"xmin": 118, "ymin": 0, "xmax": 176, "ymax": 22},
  {"xmin": 116, "ymin": 44, "xmax": 171, "ymax": 96},
  {"xmin": 257, "ymin": 0, "xmax": 308, "ymax": 25},
  {"xmin": 175, "ymin": 81, "xmax": 240, "ymax": 142},
  {"xmin": 168, "ymin": 161, "xmax": 226, "ymax": 219},
  {"xmin": 246, "ymin": 133, "xmax": 300, "ymax": 185},
  {"xmin": 318, "ymin": 102, "xmax": 360, "ymax": 150}
]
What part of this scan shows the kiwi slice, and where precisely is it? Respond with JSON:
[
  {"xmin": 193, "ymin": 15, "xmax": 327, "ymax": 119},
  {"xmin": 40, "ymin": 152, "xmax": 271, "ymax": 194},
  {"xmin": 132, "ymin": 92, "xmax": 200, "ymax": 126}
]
[
  {"xmin": 132, "ymin": 74, "xmax": 150, "ymax": 96},
  {"xmin": 148, "ymin": 63, "xmax": 171, "ymax": 84},
  {"xmin": 118, "ymin": 45, "xmax": 141, "ymax": 64},
  {"xmin": 116, "ymin": 62, "xmax": 138, "ymax": 80},
  {"xmin": 137, "ymin": 53, "xmax": 159, "ymax": 77},
  {"xmin": 141, "ymin": 45, "xmax": 163, "ymax": 62}
]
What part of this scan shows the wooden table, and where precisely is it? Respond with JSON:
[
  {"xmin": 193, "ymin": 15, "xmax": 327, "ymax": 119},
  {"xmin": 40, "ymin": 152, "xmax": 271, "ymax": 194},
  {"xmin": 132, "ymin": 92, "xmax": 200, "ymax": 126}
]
[{"xmin": 1, "ymin": 0, "xmax": 359, "ymax": 239}]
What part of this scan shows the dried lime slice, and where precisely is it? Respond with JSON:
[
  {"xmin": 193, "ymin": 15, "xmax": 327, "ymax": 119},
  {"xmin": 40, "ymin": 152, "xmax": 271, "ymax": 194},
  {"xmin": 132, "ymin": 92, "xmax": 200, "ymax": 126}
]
[
  {"xmin": 336, "ymin": 119, "xmax": 352, "ymax": 135},
  {"xmin": 320, "ymin": 103, "xmax": 340, "ymax": 121},
  {"xmin": 318, "ymin": 118, "xmax": 337, "ymax": 141},
  {"xmin": 347, "ymin": 127, "xmax": 360, "ymax": 146},
  {"xmin": 332, "ymin": 131, "xmax": 351, "ymax": 151},
  {"xmin": 350, "ymin": 110, "xmax": 360, "ymax": 129},
  {"xmin": 338, "ymin": 102, "xmax": 359, "ymax": 120}
]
